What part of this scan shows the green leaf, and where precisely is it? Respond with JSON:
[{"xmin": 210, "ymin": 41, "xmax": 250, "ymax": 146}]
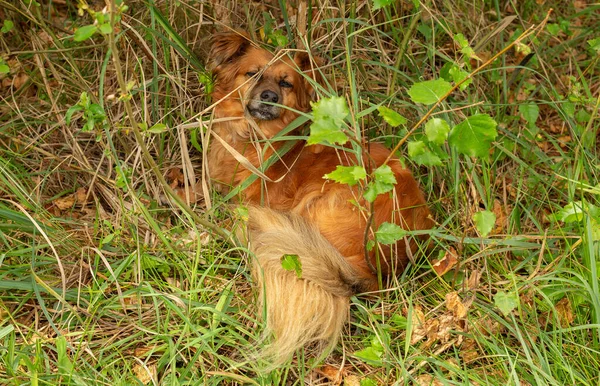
[
  {"xmin": 448, "ymin": 65, "xmax": 472, "ymax": 90},
  {"xmin": 146, "ymin": 123, "xmax": 168, "ymax": 134},
  {"xmin": 307, "ymin": 96, "xmax": 349, "ymax": 145},
  {"xmin": 73, "ymin": 24, "xmax": 98, "ymax": 42},
  {"xmin": 324, "ymin": 165, "xmax": 367, "ymax": 186},
  {"xmin": 1, "ymin": 20, "xmax": 14, "ymax": 34},
  {"xmin": 408, "ymin": 79, "xmax": 453, "ymax": 105},
  {"xmin": 473, "ymin": 210, "xmax": 496, "ymax": 237},
  {"xmin": 408, "ymin": 141, "xmax": 442, "ymax": 166},
  {"xmin": 354, "ymin": 346, "xmax": 383, "ymax": 366},
  {"xmin": 65, "ymin": 105, "xmax": 83, "ymax": 125},
  {"xmin": 454, "ymin": 33, "xmax": 475, "ymax": 58},
  {"xmin": 0, "ymin": 63, "xmax": 9, "ymax": 74},
  {"xmin": 364, "ymin": 165, "xmax": 397, "ymax": 203},
  {"xmin": 448, "ymin": 114, "xmax": 498, "ymax": 158},
  {"xmin": 425, "ymin": 118, "xmax": 450, "ymax": 145},
  {"xmin": 588, "ymin": 37, "xmax": 600, "ymax": 55},
  {"xmin": 389, "ymin": 313, "xmax": 408, "ymax": 329},
  {"xmin": 281, "ymin": 254, "xmax": 302, "ymax": 278},
  {"xmin": 494, "ymin": 291, "xmax": 519, "ymax": 316},
  {"xmin": 519, "ymin": 103, "xmax": 539, "ymax": 127},
  {"xmin": 56, "ymin": 336, "xmax": 74, "ymax": 374},
  {"xmin": 360, "ymin": 378, "xmax": 378, "ymax": 386},
  {"xmin": 376, "ymin": 222, "xmax": 408, "ymax": 245},
  {"xmin": 547, "ymin": 23, "xmax": 560, "ymax": 36},
  {"xmin": 372, "ymin": 0, "xmax": 394, "ymax": 10},
  {"xmin": 559, "ymin": 201, "xmax": 593, "ymax": 223},
  {"xmin": 378, "ymin": 106, "xmax": 407, "ymax": 127},
  {"xmin": 408, "ymin": 142, "xmax": 442, "ymax": 166},
  {"xmin": 99, "ymin": 23, "xmax": 113, "ymax": 35}
]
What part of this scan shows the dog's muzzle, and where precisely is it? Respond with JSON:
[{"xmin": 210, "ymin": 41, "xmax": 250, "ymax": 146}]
[{"xmin": 247, "ymin": 90, "xmax": 281, "ymax": 120}]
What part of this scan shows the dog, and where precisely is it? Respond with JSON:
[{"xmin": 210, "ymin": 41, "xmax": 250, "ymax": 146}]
[{"xmin": 207, "ymin": 31, "xmax": 433, "ymax": 366}]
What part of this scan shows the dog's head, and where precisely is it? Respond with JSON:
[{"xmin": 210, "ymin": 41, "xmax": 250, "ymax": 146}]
[{"xmin": 210, "ymin": 31, "xmax": 321, "ymax": 129}]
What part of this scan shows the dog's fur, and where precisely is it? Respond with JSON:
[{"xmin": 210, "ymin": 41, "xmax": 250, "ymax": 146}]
[{"xmin": 207, "ymin": 31, "xmax": 433, "ymax": 365}]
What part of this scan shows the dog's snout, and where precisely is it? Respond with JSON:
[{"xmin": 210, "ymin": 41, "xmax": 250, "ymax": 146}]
[{"xmin": 260, "ymin": 90, "xmax": 279, "ymax": 103}]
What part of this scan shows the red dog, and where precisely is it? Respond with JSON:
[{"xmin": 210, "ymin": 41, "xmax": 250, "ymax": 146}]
[{"xmin": 207, "ymin": 31, "xmax": 433, "ymax": 365}]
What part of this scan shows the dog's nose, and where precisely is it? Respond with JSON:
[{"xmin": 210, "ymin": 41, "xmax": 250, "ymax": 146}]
[{"xmin": 260, "ymin": 90, "xmax": 279, "ymax": 103}]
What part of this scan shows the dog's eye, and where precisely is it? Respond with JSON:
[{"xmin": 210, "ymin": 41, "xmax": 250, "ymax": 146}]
[
  {"xmin": 279, "ymin": 79, "xmax": 293, "ymax": 88},
  {"xmin": 246, "ymin": 71, "xmax": 258, "ymax": 77}
]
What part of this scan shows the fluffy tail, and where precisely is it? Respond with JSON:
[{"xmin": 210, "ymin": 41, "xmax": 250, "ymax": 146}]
[{"xmin": 245, "ymin": 206, "xmax": 371, "ymax": 367}]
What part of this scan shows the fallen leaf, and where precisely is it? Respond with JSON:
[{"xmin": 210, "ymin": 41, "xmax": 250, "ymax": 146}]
[
  {"xmin": 432, "ymin": 247, "xmax": 458, "ymax": 275},
  {"xmin": 466, "ymin": 269, "xmax": 481, "ymax": 290},
  {"xmin": 344, "ymin": 375, "xmax": 360, "ymax": 386},
  {"xmin": 446, "ymin": 292, "xmax": 468, "ymax": 318},
  {"xmin": 415, "ymin": 374, "xmax": 444, "ymax": 386},
  {"xmin": 460, "ymin": 338, "xmax": 479, "ymax": 363},
  {"xmin": 52, "ymin": 187, "xmax": 88, "ymax": 210},
  {"xmin": 555, "ymin": 297, "xmax": 574, "ymax": 327},
  {"xmin": 316, "ymin": 364, "xmax": 344, "ymax": 383},
  {"xmin": 492, "ymin": 199, "xmax": 508, "ymax": 235},
  {"xmin": 132, "ymin": 362, "xmax": 156, "ymax": 385},
  {"xmin": 410, "ymin": 306, "xmax": 428, "ymax": 344},
  {"xmin": 53, "ymin": 195, "xmax": 76, "ymax": 210}
]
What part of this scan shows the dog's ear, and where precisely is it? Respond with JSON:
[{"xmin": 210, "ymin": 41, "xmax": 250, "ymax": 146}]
[
  {"xmin": 294, "ymin": 52, "xmax": 325, "ymax": 110},
  {"xmin": 210, "ymin": 31, "xmax": 251, "ymax": 69}
]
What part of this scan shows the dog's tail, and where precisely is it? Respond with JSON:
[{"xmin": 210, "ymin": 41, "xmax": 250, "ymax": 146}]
[{"xmin": 245, "ymin": 206, "xmax": 371, "ymax": 367}]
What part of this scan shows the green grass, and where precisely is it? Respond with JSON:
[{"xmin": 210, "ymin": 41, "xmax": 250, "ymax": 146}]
[{"xmin": 0, "ymin": 0, "xmax": 599, "ymax": 384}]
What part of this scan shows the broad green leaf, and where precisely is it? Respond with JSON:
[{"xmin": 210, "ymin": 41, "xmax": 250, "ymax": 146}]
[
  {"xmin": 372, "ymin": 0, "xmax": 394, "ymax": 10},
  {"xmin": 353, "ymin": 346, "xmax": 383, "ymax": 366},
  {"xmin": 56, "ymin": 336, "xmax": 74, "ymax": 373},
  {"xmin": 324, "ymin": 165, "xmax": 367, "ymax": 186},
  {"xmin": 588, "ymin": 37, "xmax": 600, "ymax": 55},
  {"xmin": 308, "ymin": 96, "xmax": 349, "ymax": 145},
  {"xmin": 425, "ymin": 118, "xmax": 450, "ymax": 145},
  {"xmin": 448, "ymin": 114, "xmax": 498, "ymax": 158},
  {"xmin": 519, "ymin": 103, "xmax": 539, "ymax": 127},
  {"xmin": 281, "ymin": 254, "xmax": 302, "ymax": 278},
  {"xmin": 389, "ymin": 313, "xmax": 408, "ymax": 329},
  {"xmin": 146, "ymin": 123, "xmax": 168, "ymax": 134},
  {"xmin": 364, "ymin": 165, "xmax": 397, "ymax": 203},
  {"xmin": 378, "ymin": 106, "xmax": 407, "ymax": 127},
  {"xmin": 408, "ymin": 79, "xmax": 453, "ymax": 105},
  {"xmin": 1, "ymin": 20, "xmax": 14, "ymax": 34},
  {"xmin": 99, "ymin": 23, "xmax": 113, "ymax": 35},
  {"xmin": 559, "ymin": 201, "xmax": 599, "ymax": 223},
  {"xmin": 448, "ymin": 65, "xmax": 472, "ymax": 90},
  {"xmin": 408, "ymin": 140, "xmax": 442, "ymax": 166},
  {"xmin": 473, "ymin": 210, "xmax": 496, "ymax": 237},
  {"xmin": 0, "ymin": 62, "xmax": 9, "ymax": 74},
  {"xmin": 376, "ymin": 222, "xmax": 408, "ymax": 244},
  {"xmin": 494, "ymin": 291, "xmax": 519, "ymax": 316},
  {"xmin": 547, "ymin": 23, "xmax": 560, "ymax": 36},
  {"xmin": 361, "ymin": 379, "xmax": 378, "ymax": 386},
  {"xmin": 354, "ymin": 333, "xmax": 386, "ymax": 366},
  {"xmin": 73, "ymin": 24, "xmax": 98, "ymax": 42},
  {"xmin": 65, "ymin": 105, "xmax": 83, "ymax": 125},
  {"xmin": 455, "ymin": 33, "xmax": 475, "ymax": 58}
]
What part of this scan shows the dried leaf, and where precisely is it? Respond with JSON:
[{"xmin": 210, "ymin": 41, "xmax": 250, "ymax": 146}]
[
  {"xmin": 555, "ymin": 297, "xmax": 574, "ymax": 327},
  {"xmin": 432, "ymin": 247, "xmax": 458, "ymax": 275},
  {"xmin": 316, "ymin": 364, "xmax": 344, "ymax": 384},
  {"xmin": 445, "ymin": 292, "xmax": 468, "ymax": 318},
  {"xmin": 410, "ymin": 306, "xmax": 428, "ymax": 344},
  {"xmin": 415, "ymin": 374, "xmax": 444, "ymax": 386},
  {"xmin": 344, "ymin": 375, "xmax": 361, "ymax": 386},
  {"xmin": 132, "ymin": 362, "xmax": 156, "ymax": 385},
  {"xmin": 466, "ymin": 269, "xmax": 481, "ymax": 290}
]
